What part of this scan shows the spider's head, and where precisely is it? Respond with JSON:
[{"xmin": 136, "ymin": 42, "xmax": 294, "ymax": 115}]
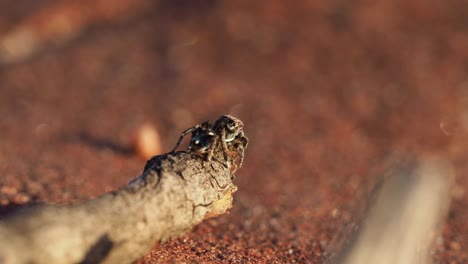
[{"xmin": 215, "ymin": 115, "xmax": 244, "ymax": 142}]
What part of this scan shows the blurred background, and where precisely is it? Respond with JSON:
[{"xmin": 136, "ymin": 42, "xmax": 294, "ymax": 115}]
[{"xmin": 0, "ymin": 1, "xmax": 467, "ymax": 262}]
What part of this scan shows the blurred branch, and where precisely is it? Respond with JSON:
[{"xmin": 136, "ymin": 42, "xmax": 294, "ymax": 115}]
[{"xmin": 337, "ymin": 155, "xmax": 453, "ymax": 264}]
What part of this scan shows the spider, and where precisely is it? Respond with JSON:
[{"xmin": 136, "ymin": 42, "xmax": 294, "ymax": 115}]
[
  {"xmin": 171, "ymin": 115, "xmax": 247, "ymax": 169},
  {"xmin": 171, "ymin": 120, "xmax": 214, "ymax": 154}
]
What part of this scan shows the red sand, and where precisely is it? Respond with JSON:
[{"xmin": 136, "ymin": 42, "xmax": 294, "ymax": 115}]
[{"xmin": 0, "ymin": 1, "xmax": 467, "ymax": 263}]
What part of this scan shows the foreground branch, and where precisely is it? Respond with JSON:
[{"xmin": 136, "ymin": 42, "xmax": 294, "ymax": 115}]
[{"xmin": 0, "ymin": 151, "xmax": 238, "ymax": 264}]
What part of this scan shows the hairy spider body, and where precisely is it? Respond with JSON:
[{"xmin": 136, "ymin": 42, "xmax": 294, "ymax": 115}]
[{"xmin": 171, "ymin": 115, "xmax": 248, "ymax": 169}]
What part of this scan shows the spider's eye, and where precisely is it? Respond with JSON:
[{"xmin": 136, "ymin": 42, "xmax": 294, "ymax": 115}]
[
  {"xmin": 227, "ymin": 120, "xmax": 236, "ymax": 130},
  {"xmin": 192, "ymin": 135, "xmax": 202, "ymax": 145}
]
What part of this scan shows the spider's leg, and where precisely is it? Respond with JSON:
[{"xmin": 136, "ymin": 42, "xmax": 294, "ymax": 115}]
[
  {"xmin": 219, "ymin": 129, "xmax": 231, "ymax": 169},
  {"xmin": 237, "ymin": 135, "xmax": 248, "ymax": 168},
  {"xmin": 171, "ymin": 125, "xmax": 199, "ymax": 153},
  {"xmin": 205, "ymin": 140, "xmax": 228, "ymax": 169},
  {"xmin": 220, "ymin": 130, "xmax": 229, "ymax": 161},
  {"xmin": 206, "ymin": 137, "xmax": 217, "ymax": 162}
]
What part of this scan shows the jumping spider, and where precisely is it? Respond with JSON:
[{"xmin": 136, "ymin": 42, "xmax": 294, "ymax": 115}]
[{"xmin": 171, "ymin": 115, "xmax": 248, "ymax": 169}]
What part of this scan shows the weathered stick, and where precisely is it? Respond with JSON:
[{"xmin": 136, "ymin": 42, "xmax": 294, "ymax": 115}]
[{"xmin": 0, "ymin": 116, "xmax": 247, "ymax": 264}]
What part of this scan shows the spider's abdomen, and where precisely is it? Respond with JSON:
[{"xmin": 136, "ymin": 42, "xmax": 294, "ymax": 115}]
[{"xmin": 189, "ymin": 133, "xmax": 214, "ymax": 153}]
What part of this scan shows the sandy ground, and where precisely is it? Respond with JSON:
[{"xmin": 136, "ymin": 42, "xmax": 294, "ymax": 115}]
[{"xmin": 0, "ymin": 1, "xmax": 467, "ymax": 263}]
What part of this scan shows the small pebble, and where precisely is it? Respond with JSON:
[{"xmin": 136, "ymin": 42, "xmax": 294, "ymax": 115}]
[{"xmin": 134, "ymin": 122, "xmax": 162, "ymax": 160}]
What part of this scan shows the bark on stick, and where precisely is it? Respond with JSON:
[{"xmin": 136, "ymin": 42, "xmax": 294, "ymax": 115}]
[{"xmin": 0, "ymin": 151, "xmax": 238, "ymax": 264}]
